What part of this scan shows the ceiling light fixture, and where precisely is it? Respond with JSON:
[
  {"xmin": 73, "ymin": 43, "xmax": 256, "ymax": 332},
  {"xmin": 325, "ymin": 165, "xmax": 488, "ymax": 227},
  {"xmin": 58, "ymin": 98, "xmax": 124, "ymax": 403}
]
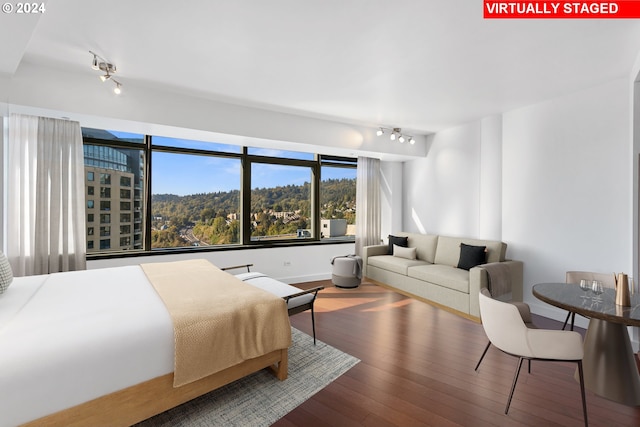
[
  {"xmin": 89, "ymin": 50, "xmax": 122, "ymax": 95},
  {"xmin": 376, "ymin": 127, "xmax": 415, "ymax": 145}
]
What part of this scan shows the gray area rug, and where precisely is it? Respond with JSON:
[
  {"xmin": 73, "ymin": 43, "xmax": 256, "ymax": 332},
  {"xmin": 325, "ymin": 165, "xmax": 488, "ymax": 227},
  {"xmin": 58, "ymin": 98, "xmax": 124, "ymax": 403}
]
[{"xmin": 135, "ymin": 328, "xmax": 360, "ymax": 426}]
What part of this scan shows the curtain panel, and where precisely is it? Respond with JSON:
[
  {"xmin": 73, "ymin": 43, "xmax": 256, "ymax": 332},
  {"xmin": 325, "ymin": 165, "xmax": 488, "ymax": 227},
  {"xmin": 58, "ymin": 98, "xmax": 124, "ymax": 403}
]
[
  {"xmin": 355, "ymin": 156, "xmax": 381, "ymax": 256},
  {"xmin": 7, "ymin": 114, "xmax": 86, "ymax": 276}
]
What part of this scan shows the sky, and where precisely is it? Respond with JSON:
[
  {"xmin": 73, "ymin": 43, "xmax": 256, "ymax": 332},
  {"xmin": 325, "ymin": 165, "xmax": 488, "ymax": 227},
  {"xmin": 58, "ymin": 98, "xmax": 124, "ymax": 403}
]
[{"xmin": 110, "ymin": 132, "xmax": 356, "ymax": 196}]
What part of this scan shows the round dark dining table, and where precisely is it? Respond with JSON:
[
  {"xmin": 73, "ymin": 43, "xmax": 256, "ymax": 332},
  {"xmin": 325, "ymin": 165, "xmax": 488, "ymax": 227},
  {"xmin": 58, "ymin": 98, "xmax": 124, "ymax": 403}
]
[{"xmin": 533, "ymin": 282, "xmax": 640, "ymax": 406}]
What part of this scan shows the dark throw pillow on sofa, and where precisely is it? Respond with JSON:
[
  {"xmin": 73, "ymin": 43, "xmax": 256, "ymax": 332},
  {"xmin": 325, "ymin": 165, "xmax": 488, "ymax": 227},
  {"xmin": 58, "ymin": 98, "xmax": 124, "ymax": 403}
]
[
  {"xmin": 388, "ymin": 235, "xmax": 409, "ymax": 255},
  {"xmin": 457, "ymin": 243, "xmax": 487, "ymax": 270}
]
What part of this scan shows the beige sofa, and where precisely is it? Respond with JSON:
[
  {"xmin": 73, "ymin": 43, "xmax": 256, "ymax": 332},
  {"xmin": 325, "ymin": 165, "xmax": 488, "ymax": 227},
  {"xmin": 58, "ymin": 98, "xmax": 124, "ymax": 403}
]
[{"xmin": 362, "ymin": 232, "xmax": 523, "ymax": 320}]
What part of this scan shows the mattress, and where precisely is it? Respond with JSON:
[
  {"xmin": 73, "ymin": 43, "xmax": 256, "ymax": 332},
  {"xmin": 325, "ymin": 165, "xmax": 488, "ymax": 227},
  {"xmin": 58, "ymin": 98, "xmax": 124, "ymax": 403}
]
[{"xmin": 0, "ymin": 266, "xmax": 174, "ymax": 427}]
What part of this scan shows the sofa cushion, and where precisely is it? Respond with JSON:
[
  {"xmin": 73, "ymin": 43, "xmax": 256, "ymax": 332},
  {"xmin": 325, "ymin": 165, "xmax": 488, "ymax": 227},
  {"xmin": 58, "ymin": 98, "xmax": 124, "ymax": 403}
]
[
  {"xmin": 434, "ymin": 236, "xmax": 506, "ymax": 266},
  {"xmin": 457, "ymin": 243, "xmax": 487, "ymax": 270},
  {"xmin": 408, "ymin": 264, "xmax": 470, "ymax": 294},
  {"xmin": 393, "ymin": 245, "xmax": 417, "ymax": 260},
  {"xmin": 397, "ymin": 232, "xmax": 438, "ymax": 263},
  {"xmin": 388, "ymin": 235, "xmax": 408, "ymax": 255},
  {"xmin": 368, "ymin": 255, "xmax": 429, "ymax": 275}
]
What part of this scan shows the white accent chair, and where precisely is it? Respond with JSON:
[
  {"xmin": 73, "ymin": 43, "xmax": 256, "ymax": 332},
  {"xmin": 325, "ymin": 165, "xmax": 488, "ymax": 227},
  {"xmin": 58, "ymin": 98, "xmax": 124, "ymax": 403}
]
[
  {"xmin": 478, "ymin": 289, "xmax": 588, "ymax": 426},
  {"xmin": 474, "ymin": 296, "xmax": 535, "ymax": 371},
  {"xmin": 563, "ymin": 271, "xmax": 616, "ymax": 331}
]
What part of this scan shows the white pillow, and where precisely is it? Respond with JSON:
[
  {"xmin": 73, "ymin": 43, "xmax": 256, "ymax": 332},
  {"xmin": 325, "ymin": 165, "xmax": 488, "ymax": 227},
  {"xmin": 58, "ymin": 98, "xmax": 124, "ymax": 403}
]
[
  {"xmin": 393, "ymin": 244, "xmax": 417, "ymax": 260},
  {"xmin": 0, "ymin": 251, "xmax": 13, "ymax": 294}
]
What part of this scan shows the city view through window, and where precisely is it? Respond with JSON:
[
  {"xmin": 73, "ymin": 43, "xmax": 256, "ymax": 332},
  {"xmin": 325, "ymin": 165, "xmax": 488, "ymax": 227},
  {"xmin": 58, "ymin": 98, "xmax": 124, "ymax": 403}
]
[{"xmin": 82, "ymin": 129, "xmax": 357, "ymax": 254}]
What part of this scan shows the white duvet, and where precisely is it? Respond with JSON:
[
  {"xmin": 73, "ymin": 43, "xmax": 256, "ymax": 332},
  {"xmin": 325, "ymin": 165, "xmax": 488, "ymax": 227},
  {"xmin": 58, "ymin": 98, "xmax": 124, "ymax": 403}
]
[{"xmin": 0, "ymin": 266, "xmax": 174, "ymax": 427}]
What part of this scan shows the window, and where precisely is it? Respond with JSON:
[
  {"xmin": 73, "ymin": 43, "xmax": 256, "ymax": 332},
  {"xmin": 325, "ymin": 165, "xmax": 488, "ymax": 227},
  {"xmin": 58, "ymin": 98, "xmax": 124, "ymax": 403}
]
[
  {"xmin": 88, "ymin": 186, "xmax": 94, "ymax": 196},
  {"xmin": 83, "ymin": 129, "xmax": 145, "ymax": 254},
  {"xmin": 87, "ymin": 200, "xmax": 94, "ymax": 209},
  {"xmin": 320, "ymin": 161, "xmax": 357, "ymax": 240},
  {"xmin": 250, "ymin": 162, "xmax": 312, "ymax": 242},
  {"xmin": 88, "ymin": 213, "xmax": 94, "ymax": 222},
  {"xmin": 88, "ymin": 241, "xmax": 94, "ymax": 249},
  {"xmin": 82, "ymin": 128, "xmax": 356, "ymax": 255},
  {"xmin": 100, "ymin": 226, "xmax": 111, "ymax": 237},
  {"xmin": 152, "ymin": 135, "xmax": 241, "ymax": 154},
  {"xmin": 151, "ymin": 147, "xmax": 241, "ymax": 249},
  {"xmin": 248, "ymin": 147, "xmax": 314, "ymax": 161},
  {"xmin": 88, "ymin": 227, "xmax": 94, "ymax": 235}
]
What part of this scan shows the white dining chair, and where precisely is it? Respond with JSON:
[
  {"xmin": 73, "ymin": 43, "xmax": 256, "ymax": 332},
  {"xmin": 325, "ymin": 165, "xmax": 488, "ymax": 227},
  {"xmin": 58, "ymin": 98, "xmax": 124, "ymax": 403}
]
[
  {"xmin": 478, "ymin": 289, "xmax": 588, "ymax": 426},
  {"xmin": 474, "ymin": 296, "xmax": 536, "ymax": 372}
]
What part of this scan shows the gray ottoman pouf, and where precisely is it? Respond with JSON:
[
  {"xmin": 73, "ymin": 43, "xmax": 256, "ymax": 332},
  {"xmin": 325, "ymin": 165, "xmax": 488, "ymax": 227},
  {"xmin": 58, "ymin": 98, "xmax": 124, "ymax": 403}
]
[{"xmin": 331, "ymin": 255, "xmax": 362, "ymax": 288}]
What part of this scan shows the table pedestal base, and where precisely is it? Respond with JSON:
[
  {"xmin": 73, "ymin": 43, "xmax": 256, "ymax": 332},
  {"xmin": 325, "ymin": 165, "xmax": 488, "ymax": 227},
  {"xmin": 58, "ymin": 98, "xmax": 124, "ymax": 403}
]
[{"xmin": 576, "ymin": 318, "xmax": 640, "ymax": 406}]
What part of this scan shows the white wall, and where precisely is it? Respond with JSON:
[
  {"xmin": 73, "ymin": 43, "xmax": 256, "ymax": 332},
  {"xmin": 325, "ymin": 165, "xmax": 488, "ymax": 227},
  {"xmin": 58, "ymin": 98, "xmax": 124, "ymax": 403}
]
[
  {"xmin": 403, "ymin": 118, "xmax": 502, "ymax": 239},
  {"xmin": 88, "ymin": 242, "xmax": 354, "ymax": 284},
  {"xmin": 502, "ymin": 78, "xmax": 631, "ymax": 325},
  {"xmin": 380, "ymin": 161, "xmax": 404, "ymax": 239},
  {"xmin": 479, "ymin": 115, "xmax": 503, "ymax": 240},
  {"xmin": 402, "ymin": 77, "xmax": 632, "ymax": 332}
]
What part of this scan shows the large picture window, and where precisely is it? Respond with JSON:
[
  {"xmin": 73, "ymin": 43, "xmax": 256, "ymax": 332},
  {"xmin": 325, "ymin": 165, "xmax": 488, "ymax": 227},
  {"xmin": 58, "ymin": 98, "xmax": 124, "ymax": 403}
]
[
  {"xmin": 82, "ymin": 128, "xmax": 356, "ymax": 256},
  {"xmin": 151, "ymin": 150, "xmax": 241, "ymax": 248}
]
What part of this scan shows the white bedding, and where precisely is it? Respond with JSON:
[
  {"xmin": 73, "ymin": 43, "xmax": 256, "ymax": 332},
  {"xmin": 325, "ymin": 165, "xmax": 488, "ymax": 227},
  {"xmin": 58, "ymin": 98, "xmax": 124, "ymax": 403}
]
[{"xmin": 0, "ymin": 266, "xmax": 174, "ymax": 427}]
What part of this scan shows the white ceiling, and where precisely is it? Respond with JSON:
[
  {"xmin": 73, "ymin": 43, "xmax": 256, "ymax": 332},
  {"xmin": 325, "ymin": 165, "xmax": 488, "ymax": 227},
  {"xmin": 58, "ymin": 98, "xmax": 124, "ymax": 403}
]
[{"xmin": 3, "ymin": 0, "xmax": 640, "ymax": 135}]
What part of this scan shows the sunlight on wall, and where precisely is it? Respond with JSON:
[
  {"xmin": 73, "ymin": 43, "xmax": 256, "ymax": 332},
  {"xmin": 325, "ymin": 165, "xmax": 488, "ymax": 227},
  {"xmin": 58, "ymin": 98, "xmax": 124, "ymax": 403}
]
[{"xmin": 411, "ymin": 208, "xmax": 426, "ymax": 234}]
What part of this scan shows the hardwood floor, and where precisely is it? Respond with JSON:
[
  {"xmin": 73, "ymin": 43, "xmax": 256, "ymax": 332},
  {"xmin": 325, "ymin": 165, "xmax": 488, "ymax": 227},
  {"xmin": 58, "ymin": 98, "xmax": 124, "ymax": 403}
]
[{"xmin": 275, "ymin": 279, "xmax": 640, "ymax": 427}]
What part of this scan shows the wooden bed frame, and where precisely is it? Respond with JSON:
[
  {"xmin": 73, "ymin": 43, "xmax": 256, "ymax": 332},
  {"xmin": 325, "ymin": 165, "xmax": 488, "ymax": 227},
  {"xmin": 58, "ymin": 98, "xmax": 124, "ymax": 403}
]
[{"xmin": 22, "ymin": 348, "xmax": 288, "ymax": 427}]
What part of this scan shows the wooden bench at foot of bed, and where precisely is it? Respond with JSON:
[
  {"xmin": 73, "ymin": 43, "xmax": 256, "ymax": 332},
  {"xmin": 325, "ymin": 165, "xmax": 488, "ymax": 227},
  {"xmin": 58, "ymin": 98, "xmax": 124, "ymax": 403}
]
[{"xmin": 21, "ymin": 348, "xmax": 288, "ymax": 427}]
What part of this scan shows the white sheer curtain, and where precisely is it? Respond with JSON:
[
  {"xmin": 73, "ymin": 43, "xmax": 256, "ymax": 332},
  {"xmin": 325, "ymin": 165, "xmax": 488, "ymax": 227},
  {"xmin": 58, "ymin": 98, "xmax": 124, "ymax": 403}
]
[
  {"xmin": 355, "ymin": 156, "xmax": 381, "ymax": 256},
  {"xmin": 7, "ymin": 114, "xmax": 86, "ymax": 276}
]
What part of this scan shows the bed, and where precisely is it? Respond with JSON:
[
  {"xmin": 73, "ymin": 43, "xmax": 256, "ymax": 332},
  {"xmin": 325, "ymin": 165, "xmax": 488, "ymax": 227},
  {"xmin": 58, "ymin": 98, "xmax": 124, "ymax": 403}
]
[{"xmin": 0, "ymin": 259, "xmax": 291, "ymax": 427}]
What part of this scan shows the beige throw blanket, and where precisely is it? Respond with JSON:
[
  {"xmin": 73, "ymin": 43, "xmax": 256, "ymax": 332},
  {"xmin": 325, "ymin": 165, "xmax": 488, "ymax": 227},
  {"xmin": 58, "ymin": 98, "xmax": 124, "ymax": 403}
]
[{"xmin": 141, "ymin": 259, "xmax": 291, "ymax": 387}]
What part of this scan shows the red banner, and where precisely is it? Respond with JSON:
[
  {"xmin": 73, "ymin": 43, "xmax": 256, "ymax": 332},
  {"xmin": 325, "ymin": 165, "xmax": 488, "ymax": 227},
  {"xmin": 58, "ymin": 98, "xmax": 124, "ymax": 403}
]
[{"xmin": 484, "ymin": 1, "xmax": 640, "ymax": 18}]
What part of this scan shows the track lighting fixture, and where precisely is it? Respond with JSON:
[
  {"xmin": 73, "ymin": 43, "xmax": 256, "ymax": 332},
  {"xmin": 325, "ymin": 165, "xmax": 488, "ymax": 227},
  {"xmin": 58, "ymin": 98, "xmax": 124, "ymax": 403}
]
[
  {"xmin": 376, "ymin": 127, "xmax": 415, "ymax": 144},
  {"xmin": 89, "ymin": 50, "xmax": 122, "ymax": 95}
]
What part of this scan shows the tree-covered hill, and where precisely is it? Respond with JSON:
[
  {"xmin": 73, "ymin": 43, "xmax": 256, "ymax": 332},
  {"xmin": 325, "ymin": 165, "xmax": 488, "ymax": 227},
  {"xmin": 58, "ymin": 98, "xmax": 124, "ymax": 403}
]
[{"xmin": 150, "ymin": 178, "xmax": 355, "ymax": 247}]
